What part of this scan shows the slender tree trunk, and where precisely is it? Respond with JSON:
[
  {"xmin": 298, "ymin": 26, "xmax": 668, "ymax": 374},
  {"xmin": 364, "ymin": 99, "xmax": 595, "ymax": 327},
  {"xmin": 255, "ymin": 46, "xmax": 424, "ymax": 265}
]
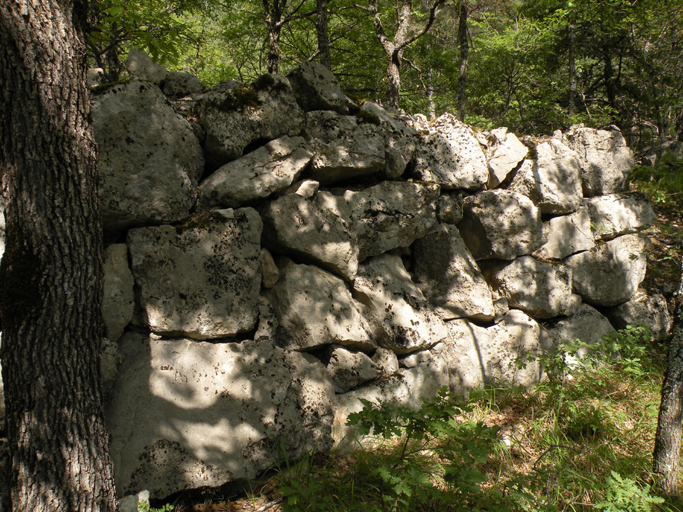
[
  {"xmin": 386, "ymin": 51, "xmax": 402, "ymax": 108},
  {"xmin": 457, "ymin": 0, "xmax": 468, "ymax": 121},
  {"xmin": 604, "ymin": 53, "xmax": 617, "ymax": 109},
  {"xmin": 264, "ymin": 0, "xmax": 285, "ymax": 74},
  {"xmin": 0, "ymin": 1, "xmax": 119, "ymax": 511},
  {"xmin": 316, "ymin": 0, "xmax": 332, "ymax": 69},
  {"xmin": 654, "ymin": 261, "xmax": 683, "ymax": 496},
  {"xmin": 427, "ymin": 68, "xmax": 436, "ymax": 120},
  {"xmin": 568, "ymin": 14, "xmax": 576, "ymax": 116}
]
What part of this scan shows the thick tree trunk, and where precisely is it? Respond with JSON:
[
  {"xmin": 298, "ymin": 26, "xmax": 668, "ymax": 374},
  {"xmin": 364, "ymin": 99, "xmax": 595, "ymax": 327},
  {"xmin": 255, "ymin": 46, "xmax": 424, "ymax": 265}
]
[
  {"xmin": 264, "ymin": 0, "xmax": 285, "ymax": 74},
  {"xmin": 386, "ymin": 52, "xmax": 402, "ymax": 109},
  {"xmin": 0, "ymin": 1, "xmax": 119, "ymax": 511},
  {"xmin": 654, "ymin": 261, "xmax": 683, "ymax": 496},
  {"xmin": 457, "ymin": 0, "xmax": 469, "ymax": 121},
  {"xmin": 316, "ymin": 0, "xmax": 332, "ymax": 69}
]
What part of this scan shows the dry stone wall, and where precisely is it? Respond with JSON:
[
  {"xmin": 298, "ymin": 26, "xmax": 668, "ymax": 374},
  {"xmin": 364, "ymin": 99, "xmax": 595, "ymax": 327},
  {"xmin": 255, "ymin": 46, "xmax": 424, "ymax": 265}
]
[{"xmin": 89, "ymin": 55, "xmax": 671, "ymax": 500}]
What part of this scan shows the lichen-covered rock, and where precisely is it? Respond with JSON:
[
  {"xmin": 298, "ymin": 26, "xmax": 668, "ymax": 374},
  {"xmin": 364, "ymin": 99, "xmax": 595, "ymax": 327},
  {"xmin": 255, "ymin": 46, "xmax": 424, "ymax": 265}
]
[
  {"xmin": 562, "ymin": 125, "xmax": 635, "ymax": 197},
  {"xmin": 437, "ymin": 193, "xmax": 463, "ymax": 224},
  {"xmin": 199, "ymin": 74, "xmax": 305, "ymax": 167},
  {"xmin": 92, "ymin": 80, "xmax": 204, "ymax": 234},
  {"xmin": 459, "ymin": 190, "xmax": 545, "ymax": 260},
  {"xmin": 412, "ymin": 113, "xmax": 489, "ymax": 190},
  {"xmin": 326, "ymin": 346, "xmax": 378, "ymax": 393},
  {"xmin": 127, "ymin": 209, "xmax": 262, "ymax": 339},
  {"xmin": 198, "ymin": 136, "xmax": 313, "ymax": 209},
  {"xmin": 532, "ymin": 207, "xmax": 594, "ymax": 260},
  {"xmin": 103, "ymin": 244, "xmax": 134, "ymax": 343},
  {"xmin": 413, "ymin": 224, "xmax": 494, "ymax": 321},
  {"xmin": 565, "ymin": 234, "xmax": 648, "ymax": 307},
  {"xmin": 586, "ymin": 192, "xmax": 655, "ymax": 240},
  {"xmin": 106, "ymin": 333, "xmax": 335, "ymax": 499},
  {"xmin": 359, "ymin": 102, "xmax": 417, "ymax": 179},
  {"xmin": 604, "ymin": 291, "xmax": 672, "ymax": 341},
  {"xmin": 486, "ymin": 127, "xmax": 528, "ymax": 188},
  {"xmin": 304, "ymin": 111, "xmax": 385, "ymax": 184},
  {"xmin": 125, "ymin": 48, "xmax": 167, "ymax": 84},
  {"xmin": 287, "ymin": 62, "xmax": 357, "ymax": 114},
  {"xmin": 344, "ymin": 181, "xmax": 439, "ymax": 261},
  {"xmin": 162, "ymin": 71, "xmax": 203, "ymax": 97},
  {"xmin": 484, "ymin": 256, "xmax": 581, "ymax": 319},
  {"xmin": 372, "ymin": 347, "xmax": 399, "ymax": 377},
  {"xmin": 509, "ymin": 140, "xmax": 583, "ymax": 214},
  {"xmin": 353, "ymin": 254, "xmax": 448, "ymax": 354},
  {"xmin": 544, "ymin": 303, "xmax": 615, "ymax": 358},
  {"xmin": 267, "ymin": 262, "xmax": 375, "ymax": 351},
  {"xmin": 261, "ymin": 190, "xmax": 358, "ymax": 281}
]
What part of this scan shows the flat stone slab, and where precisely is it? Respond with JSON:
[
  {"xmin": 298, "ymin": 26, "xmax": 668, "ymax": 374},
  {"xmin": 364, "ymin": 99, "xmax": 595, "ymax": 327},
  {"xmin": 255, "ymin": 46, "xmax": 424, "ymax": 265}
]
[
  {"xmin": 198, "ymin": 136, "xmax": 313, "ymax": 209},
  {"xmin": 533, "ymin": 207, "xmax": 594, "ymax": 260},
  {"xmin": 127, "ymin": 208, "xmax": 262, "ymax": 339},
  {"xmin": 413, "ymin": 224, "xmax": 495, "ymax": 321},
  {"xmin": 586, "ymin": 192, "xmax": 655, "ymax": 240},
  {"xmin": 107, "ymin": 333, "xmax": 334, "ymax": 499}
]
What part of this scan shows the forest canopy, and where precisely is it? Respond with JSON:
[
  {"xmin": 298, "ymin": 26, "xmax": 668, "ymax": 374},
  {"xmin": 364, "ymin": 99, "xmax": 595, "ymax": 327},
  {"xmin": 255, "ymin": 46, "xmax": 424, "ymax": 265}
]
[{"xmin": 88, "ymin": 0, "xmax": 683, "ymax": 146}]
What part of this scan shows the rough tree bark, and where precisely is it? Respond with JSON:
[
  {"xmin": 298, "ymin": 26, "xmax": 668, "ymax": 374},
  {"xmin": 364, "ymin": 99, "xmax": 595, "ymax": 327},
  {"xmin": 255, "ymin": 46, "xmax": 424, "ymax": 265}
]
[
  {"xmin": 456, "ymin": 0, "xmax": 468, "ymax": 121},
  {"xmin": 0, "ymin": 1, "xmax": 119, "ymax": 511},
  {"xmin": 654, "ymin": 259, "xmax": 683, "ymax": 496},
  {"xmin": 366, "ymin": 0, "xmax": 444, "ymax": 109},
  {"xmin": 316, "ymin": 0, "xmax": 332, "ymax": 69}
]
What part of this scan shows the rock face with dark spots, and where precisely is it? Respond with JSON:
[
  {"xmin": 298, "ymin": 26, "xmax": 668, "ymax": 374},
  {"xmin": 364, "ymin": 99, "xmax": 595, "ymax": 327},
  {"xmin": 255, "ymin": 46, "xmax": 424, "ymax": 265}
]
[{"xmin": 127, "ymin": 209, "xmax": 262, "ymax": 340}]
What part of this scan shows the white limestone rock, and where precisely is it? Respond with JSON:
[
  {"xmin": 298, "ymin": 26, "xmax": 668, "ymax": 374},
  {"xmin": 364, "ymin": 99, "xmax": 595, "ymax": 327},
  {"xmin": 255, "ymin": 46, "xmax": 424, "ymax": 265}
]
[
  {"xmin": 484, "ymin": 256, "xmax": 581, "ymax": 319},
  {"xmin": 544, "ymin": 303, "xmax": 616, "ymax": 358},
  {"xmin": 106, "ymin": 333, "xmax": 334, "ymax": 498},
  {"xmin": 266, "ymin": 262, "xmax": 375, "ymax": 352},
  {"xmin": 353, "ymin": 254, "xmax": 448, "ymax": 355},
  {"xmin": 412, "ymin": 224, "xmax": 495, "ymax": 321},
  {"xmin": 326, "ymin": 346, "xmax": 379, "ymax": 393},
  {"xmin": 565, "ymin": 234, "xmax": 648, "ymax": 307},
  {"xmin": 344, "ymin": 181, "xmax": 439, "ymax": 261},
  {"xmin": 199, "ymin": 74, "xmax": 305, "ymax": 167},
  {"xmin": 92, "ymin": 80, "xmax": 204, "ymax": 234},
  {"xmin": 261, "ymin": 190, "xmax": 358, "ymax": 281},
  {"xmin": 304, "ymin": 111, "xmax": 385, "ymax": 184},
  {"xmin": 436, "ymin": 193, "xmax": 464, "ymax": 225},
  {"xmin": 287, "ymin": 62, "xmax": 357, "ymax": 113},
  {"xmin": 604, "ymin": 291, "xmax": 672, "ymax": 341},
  {"xmin": 586, "ymin": 192, "xmax": 655, "ymax": 240},
  {"xmin": 198, "ymin": 136, "xmax": 314, "ymax": 209},
  {"xmin": 459, "ymin": 190, "xmax": 545, "ymax": 260},
  {"xmin": 562, "ymin": 125, "xmax": 635, "ymax": 197},
  {"xmin": 125, "ymin": 48, "xmax": 167, "ymax": 84},
  {"xmin": 533, "ymin": 207, "xmax": 595, "ymax": 260},
  {"xmin": 162, "ymin": 71, "xmax": 203, "ymax": 97},
  {"xmin": 102, "ymin": 244, "xmax": 134, "ymax": 343},
  {"xmin": 487, "ymin": 128, "xmax": 528, "ymax": 188},
  {"xmin": 127, "ymin": 208, "xmax": 262, "ymax": 339},
  {"xmin": 509, "ymin": 140, "xmax": 583, "ymax": 214},
  {"xmin": 412, "ymin": 113, "xmax": 489, "ymax": 190}
]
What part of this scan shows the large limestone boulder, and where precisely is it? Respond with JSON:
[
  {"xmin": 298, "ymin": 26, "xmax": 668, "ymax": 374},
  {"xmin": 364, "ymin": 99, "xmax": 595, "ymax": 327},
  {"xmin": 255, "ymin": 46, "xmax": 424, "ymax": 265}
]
[
  {"xmin": 102, "ymin": 244, "xmax": 135, "ymax": 343},
  {"xmin": 198, "ymin": 136, "xmax": 314, "ymax": 209},
  {"xmin": 440, "ymin": 320, "xmax": 488, "ymax": 393},
  {"xmin": 486, "ymin": 127, "xmax": 528, "ymax": 188},
  {"xmin": 353, "ymin": 254, "xmax": 448, "ymax": 354},
  {"xmin": 107, "ymin": 333, "xmax": 335, "ymax": 499},
  {"xmin": 261, "ymin": 190, "xmax": 358, "ymax": 281},
  {"xmin": 304, "ymin": 111, "xmax": 385, "ymax": 184},
  {"xmin": 125, "ymin": 48, "xmax": 167, "ymax": 84},
  {"xmin": 459, "ymin": 190, "xmax": 545, "ymax": 260},
  {"xmin": 162, "ymin": 71, "xmax": 203, "ymax": 97},
  {"xmin": 359, "ymin": 102, "xmax": 417, "ymax": 179},
  {"xmin": 565, "ymin": 234, "xmax": 648, "ymax": 307},
  {"xmin": 484, "ymin": 256, "xmax": 581, "ymax": 319},
  {"xmin": 92, "ymin": 80, "xmax": 204, "ymax": 234},
  {"xmin": 199, "ymin": 74, "xmax": 305, "ymax": 167},
  {"xmin": 509, "ymin": 140, "xmax": 583, "ymax": 214},
  {"xmin": 287, "ymin": 62, "xmax": 357, "ymax": 114},
  {"xmin": 562, "ymin": 126, "xmax": 635, "ymax": 197},
  {"xmin": 544, "ymin": 303, "xmax": 615, "ymax": 357},
  {"xmin": 532, "ymin": 207, "xmax": 594, "ymax": 260},
  {"xmin": 586, "ymin": 192, "xmax": 655, "ymax": 240},
  {"xmin": 266, "ymin": 262, "xmax": 375, "ymax": 352},
  {"xmin": 412, "ymin": 113, "xmax": 489, "ymax": 190},
  {"xmin": 326, "ymin": 346, "xmax": 379, "ymax": 393},
  {"xmin": 412, "ymin": 224, "xmax": 495, "ymax": 321},
  {"xmin": 344, "ymin": 181, "xmax": 439, "ymax": 261},
  {"xmin": 604, "ymin": 291, "xmax": 672, "ymax": 341},
  {"xmin": 127, "ymin": 209, "xmax": 262, "ymax": 339}
]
